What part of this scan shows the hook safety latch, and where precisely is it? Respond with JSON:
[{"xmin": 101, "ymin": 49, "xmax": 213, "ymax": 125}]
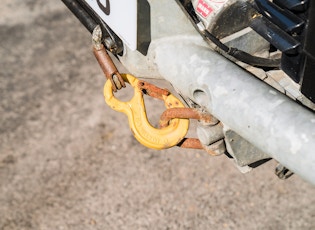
[{"xmin": 104, "ymin": 74, "xmax": 190, "ymax": 150}]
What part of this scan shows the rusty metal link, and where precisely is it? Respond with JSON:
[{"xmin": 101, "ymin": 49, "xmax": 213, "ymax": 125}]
[
  {"xmin": 137, "ymin": 80, "xmax": 170, "ymax": 100},
  {"xmin": 158, "ymin": 107, "xmax": 223, "ymax": 155},
  {"xmin": 159, "ymin": 108, "xmax": 218, "ymax": 128},
  {"xmin": 92, "ymin": 25, "xmax": 125, "ymax": 92}
]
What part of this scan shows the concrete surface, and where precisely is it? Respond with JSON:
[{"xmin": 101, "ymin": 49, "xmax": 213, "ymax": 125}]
[{"xmin": 0, "ymin": 1, "xmax": 315, "ymax": 229}]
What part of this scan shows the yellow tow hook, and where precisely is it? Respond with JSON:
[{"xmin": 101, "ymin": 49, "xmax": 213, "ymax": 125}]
[{"xmin": 104, "ymin": 74, "xmax": 189, "ymax": 150}]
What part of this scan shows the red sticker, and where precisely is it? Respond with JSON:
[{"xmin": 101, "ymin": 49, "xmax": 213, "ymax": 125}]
[{"xmin": 196, "ymin": 0, "xmax": 213, "ymax": 18}]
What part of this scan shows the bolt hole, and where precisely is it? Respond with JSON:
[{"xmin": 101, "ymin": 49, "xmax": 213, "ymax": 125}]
[{"xmin": 193, "ymin": 89, "xmax": 209, "ymax": 107}]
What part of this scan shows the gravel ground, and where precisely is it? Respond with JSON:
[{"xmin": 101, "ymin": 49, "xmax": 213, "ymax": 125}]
[{"xmin": 1, "ymin": 1, "xmax": 315, "ymax": 230}]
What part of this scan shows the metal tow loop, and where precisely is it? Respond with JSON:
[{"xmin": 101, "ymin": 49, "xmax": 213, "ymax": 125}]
[{"xmin": 104, "ymin": 74, "xmax": 190, "ymax": 150}]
